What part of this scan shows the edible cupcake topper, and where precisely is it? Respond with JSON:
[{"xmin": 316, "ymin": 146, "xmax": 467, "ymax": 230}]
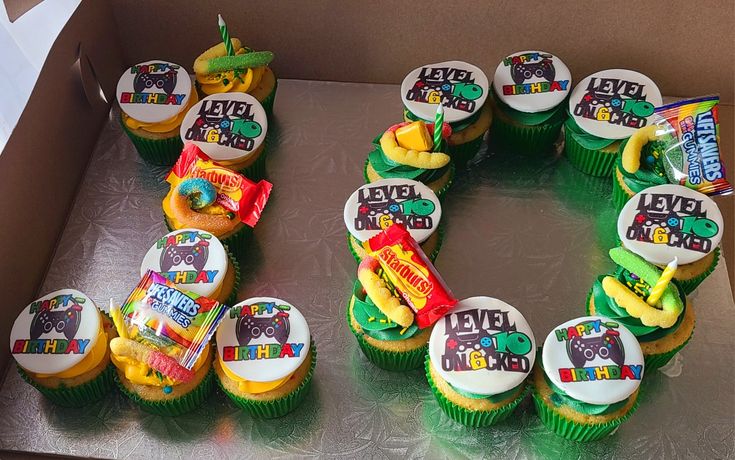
[
  {"xmin": 10, "ymin": 289, "xmax": 101, "ymax": 374},
  {"xmin": 401, "ymin": 60, "xmax": 489, "ymax": 124},
  {"xmin": 140, "ymin": 229, "xmax": 229, "ymax": 298},
  {"xmin": 543, "ymin": 316, "xmax": 643, "ymax": 405},
  {"xmin": 428, "ymin": 297, "xmax": 536, "ymax": 395},
  {"xmin": 492, "ymin": 50, "xmax": 571, "ymax": 113},
  {"xmin": 217, "ymin": 297, "xmax": 310, "ymax": 382},
  {"xmin": 344, "ymin": 179, "xmax": 442, "ymax": 244},
  {"xmin": 116, "ymin": 60, "xmax": 192, "ymax": 123},
  {"xmin": 569, "ymin": 69, "xmax": 662, "ymax": 139},
  {"xmin": 180, "ymin": 93, "xmax": 268, "ymax": 162},
  {"xmin": 617, "ymin": 184, "xmax": 723, "ymax": 265}
]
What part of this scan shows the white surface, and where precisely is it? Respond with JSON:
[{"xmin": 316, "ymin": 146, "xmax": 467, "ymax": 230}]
[
  {"xmin": 343, "ymin": 178, "xmax": 441, "ymax": 244},
  {"xmin": 428, "ymin": 297, "xmax": 536, "ymax": 396},
  {"xmin": 492, "ymin": 50, "xmax": 571, "ymax": 113},
  {"xmin": 140, "ymin": 228, "xmax": 228, "ymax": 298},
  {"xmin": 0, "ymin": 0, "xmax": 81, "ymax": 152},
  {"xmin": 618, "ymin": 184, "xmax": 724, "ymax": 265}
]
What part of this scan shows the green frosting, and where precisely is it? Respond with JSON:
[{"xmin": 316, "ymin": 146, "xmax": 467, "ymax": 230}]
[
  {"xmin": 538, "ymin": 351, "xmax": 629, "ymax": 416},
  {"xmin": 367, "ymin": 135, "xmax": 449, "ymax": 184},
  {"xmin": 404, "ymin": 107, "xmax": 481, "ymax": 133},
  {"xmin": 448, "ymin": 382, "xmax": 524, "ymax": 403},
  {"xmin": 491, "ymin": 88, "xmax": 567, "ymax": 126},
  {"xmin": 351, "ymin": 280, "xmax": 420, "ymax": 341},
  {"xmin": 615, "ymin": 137, "xmax": 669, "ymax": 193},
  {"xmin": 591, "ymin": 272, "xmax": 686, "ymax": 342},
  {"xmin": 565, "ymin": 116, "xmax": 618, "ymax": 150}
]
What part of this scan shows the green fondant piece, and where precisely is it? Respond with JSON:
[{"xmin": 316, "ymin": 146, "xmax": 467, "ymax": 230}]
[{"xmin": 207, "ymin": 51, "xmax": 274, "ymax": 73}]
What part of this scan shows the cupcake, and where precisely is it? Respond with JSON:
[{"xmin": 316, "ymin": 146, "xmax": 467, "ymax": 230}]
[
  {"xmin": 140, "ymin": 228, "xmax": 240, "ymax": 306},
  {"xmin": 426, "ymin": 297, "xmax": 536, "ymax": 427},
  {"xmin": 163, "ymin": 143, "xmax": 273, "ymax": 256},
  {"xmin": 364, "ymin": 120, "xmax": 455, "ymax": 198},
  {"xmin": 110, "ymin": 271, "xmax": 227, "ymax": 416},
  {"xmin": 532, "ymin": 316, "xmax": 644, "ymax": 441},
  {"xmin": 401, "ymin": 60, "xmax": 492, "ymax": 165},
  {"xmin": 214, "ymin": 297, "xmax": 316, "ymax": 418},
  {"xmin": 116, "ymin": 60, "xmax": 197, "ymax": 165},
  {"xmin": 565, "ymin": 69, "xmax": 662, "ymax": 177},
  {"xmin": 9, "ymin": 289, "xmax": 116, "ymax": 407},
  {"xmin": 193, "ymin": 36, "xmax": 277, "ymax": 116},
  {"xmin": 613, "ymin": 96, "xmax": 732, "ymax": 210},
  {"xmin": 489, "ymin": 50, "xmax": 571, "ymax": 155},
  {"xmin": 588, "ymin": 247, "xmax": 694, "ymax": 370},
  {"xmin": 617, "ymin": 184, "xmax": 724, "ymax": 293},
  {"xmin": 180, "ymin": 93, "xmax": 269, "ymax": 179},
  {"xmin": 343, "ymin": 178, "xmax": 443, "ymax": 263}
]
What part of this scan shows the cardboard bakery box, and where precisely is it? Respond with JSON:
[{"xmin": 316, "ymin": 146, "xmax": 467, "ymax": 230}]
[{"xmin": 0, "ymin": 1, "xmax": 732, "ymax": 457}]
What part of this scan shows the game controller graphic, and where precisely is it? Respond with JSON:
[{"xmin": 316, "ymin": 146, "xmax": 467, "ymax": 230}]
[
  {"xmin": 30, "ymin": 304, "xmax": 83, "ymax": 340},
  {"xmin": 237, "ymin": 311, "xmax": 290, "ymax": 345},
  {"xmin": 133, "ymin": 69, "xmax": 177, "ymax": 94},
  {"xmin": 160, "ymin": 241, "xmax": 210, "ymax": 272},
  {"xmin": 511, "ymin": 58, "xmax": 555, "ymax": 84},
  {"xmin": 567, "ymin": 329, "xmax": 624, "ymax": 368}
]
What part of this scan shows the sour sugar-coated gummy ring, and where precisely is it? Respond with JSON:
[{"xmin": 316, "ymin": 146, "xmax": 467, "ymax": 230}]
[
  {"xmin": 380, "ymin": 125, "xmax": 451, "ymax": 170},
  {"xmin": 110, "ymin": 337, "xmax": 195, "ymax": 383},
  {"xmin": 621, "ymin": 124, "xmax": 660, "ymax": 174},
  {"xmin": 604, "ymin": 247, "xmax": 684, "ymax": 328},
  {"xmin": 357, "ymin": 256, "xmax": 414, "ymax": 328},
  {"xmin": 169, "ymin": 184, "xmax": 239, "ymax": 235},
  {"xmin": 178, "ymin": 178, "xmax": 217, "ymax": 210}
]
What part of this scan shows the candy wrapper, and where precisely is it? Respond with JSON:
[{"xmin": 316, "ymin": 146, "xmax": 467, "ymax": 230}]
[
  {"xmin": 363, "ymin": 224, "xmax": 457, "ymax": 328},
  {"xmin": 166, "ymin": 143, "xmax": 272, "ymax": 227},
  {"xmin": 120, "ymin": 270, "xmax": 227, "ymax": 370},
  {"xmin": 622, "ymin": 96, "xmax": 732, "ymax": 196}
]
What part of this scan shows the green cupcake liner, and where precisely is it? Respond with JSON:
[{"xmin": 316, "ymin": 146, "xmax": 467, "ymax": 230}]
[
  {"xmin": 564, "ymin": 129, "xmax": 618, "ymax": 177},
  {"xmin": 612, "ymin": 167, "xmax": 633, "ymax": 212},
  {"xmin": 259, "ymin": 78, "xmax": 278, "ymax": 118},
  {"xmin": 225, "ymin": 248, "xmax": 241, "ymax": 306},
  {"xmin": 17, "ymin": 363, "xmax": 115, "ymax": 408},
  {"xmin": 363, "ymin": 159, "xmax": 455, "ymax": 200},
  {"xmin": 448, "ymin": 134, "xmax": 485, "ymax": 166},
  {"xmin": 489, "ymin": 111, "xmax": 564, "ymax": 156},
  {"xmin": 346, "ymin": 298, "xmax": 427, "ymax": 371},
  {"xmin": 237, "ymin": 150, "xmax": 267, "ymax": 182},
  {"xmin": 532, "ymin": 388, "xmax": 639, "ymax": 442},
  {"xmin": 424, "ymin": 355, "xmax": 526, "ymax": 427},
  {"xmin": 345, "ymin": 222, "xmax": 445, "ymax": 264},
  {"xmin": 121, "ymin": 118, "xmax": 183, "ymax": 166},
  {"xmin": 216, "ymin": 342, "xmax": 316, "ymax": 418},
  {"xmin": 676, "ymin": 247, "xmax": 720, "ymax": 294},
  {"xmin": 114, "ymin": 368, "xmax": 214, "ymax": 416},
  {"xmin": 164, "ymin": 215, "xmax": 252, "ymax": 260}
]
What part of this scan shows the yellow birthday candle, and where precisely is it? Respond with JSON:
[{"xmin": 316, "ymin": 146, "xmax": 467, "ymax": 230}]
[{"xmin": 646, "ymin": 257, "xmax": 678, "ymax": 306}]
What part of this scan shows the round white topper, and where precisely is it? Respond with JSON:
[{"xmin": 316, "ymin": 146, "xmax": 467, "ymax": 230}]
[
  {"xmin": 428, "ymin": 297, "xmax": 536, "ymax": 396},
  {"xmin": 617, "ymin": 184, "xmax": 723, "ymax": 266},
  {"xmin": 343, "ymin": 178, "xmax": 442, "ymax": 244},
  {"xmin": 140, "ymin": 228, "xmax": 229, "ymax": 298},
  {"xmin": 216, "ymin": 297, "xmax": 310, "ymax": 382},
  {"xmin": 180, "ymin": 92, "xmax": 268, "ymax": 162},
  {"xmin": 116, "ymin": 60, "xmax": 192, "ymax": 123},
  {"xmin": 542, "ymin": 316, "xmax": 644, "ymax": 405},
  {"xmin": 401, "ymin": 60, "xmax": 489, "ymax": 124},
  {"xmin": 568, "ymin": 69, "xmax": 662, "ymax": 139},
  {"xmin": 492, "ymin": 50, "xmax": 571, "ymax": 113},
  {"xmin": 10, "ymin": 289, "xmax": 101, "ymax": 375}
]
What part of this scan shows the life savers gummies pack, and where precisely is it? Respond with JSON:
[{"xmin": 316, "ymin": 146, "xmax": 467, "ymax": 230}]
[{"xmin": 120, "ymin": 270, "xmax": 227, "ymax": 370}]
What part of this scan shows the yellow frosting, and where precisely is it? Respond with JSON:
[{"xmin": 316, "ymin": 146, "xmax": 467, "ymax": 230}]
[
  {"xmin": 111, "ymin": 342, "xmax": 211, "ymax": 387},
  {"xmin": 217, "ymin": 353, "xmax": 292, "ymax": 394},
  {"xmin": 123, "ymin": 83, "xmax": 199, "ymax": 133},
  {"xmin": 194, "ymin": 40, "xmax": 266, "ymax": 95},
  {"xmin": 31, "ymin": 312, "xmax": 108, "ymax": 379}
]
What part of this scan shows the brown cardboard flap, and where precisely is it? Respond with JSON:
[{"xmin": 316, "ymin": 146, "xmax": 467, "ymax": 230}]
[
  {"xmin": 2, "ymin": 0, "xmax": 43, "ymax": 22},
  {"xmin": 111, "ymin": 0, "xmax": 735, "ymax": 103},
  {"xmin": 0, "ymin": 0, "xmax": 123, "ymax": 368}
]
